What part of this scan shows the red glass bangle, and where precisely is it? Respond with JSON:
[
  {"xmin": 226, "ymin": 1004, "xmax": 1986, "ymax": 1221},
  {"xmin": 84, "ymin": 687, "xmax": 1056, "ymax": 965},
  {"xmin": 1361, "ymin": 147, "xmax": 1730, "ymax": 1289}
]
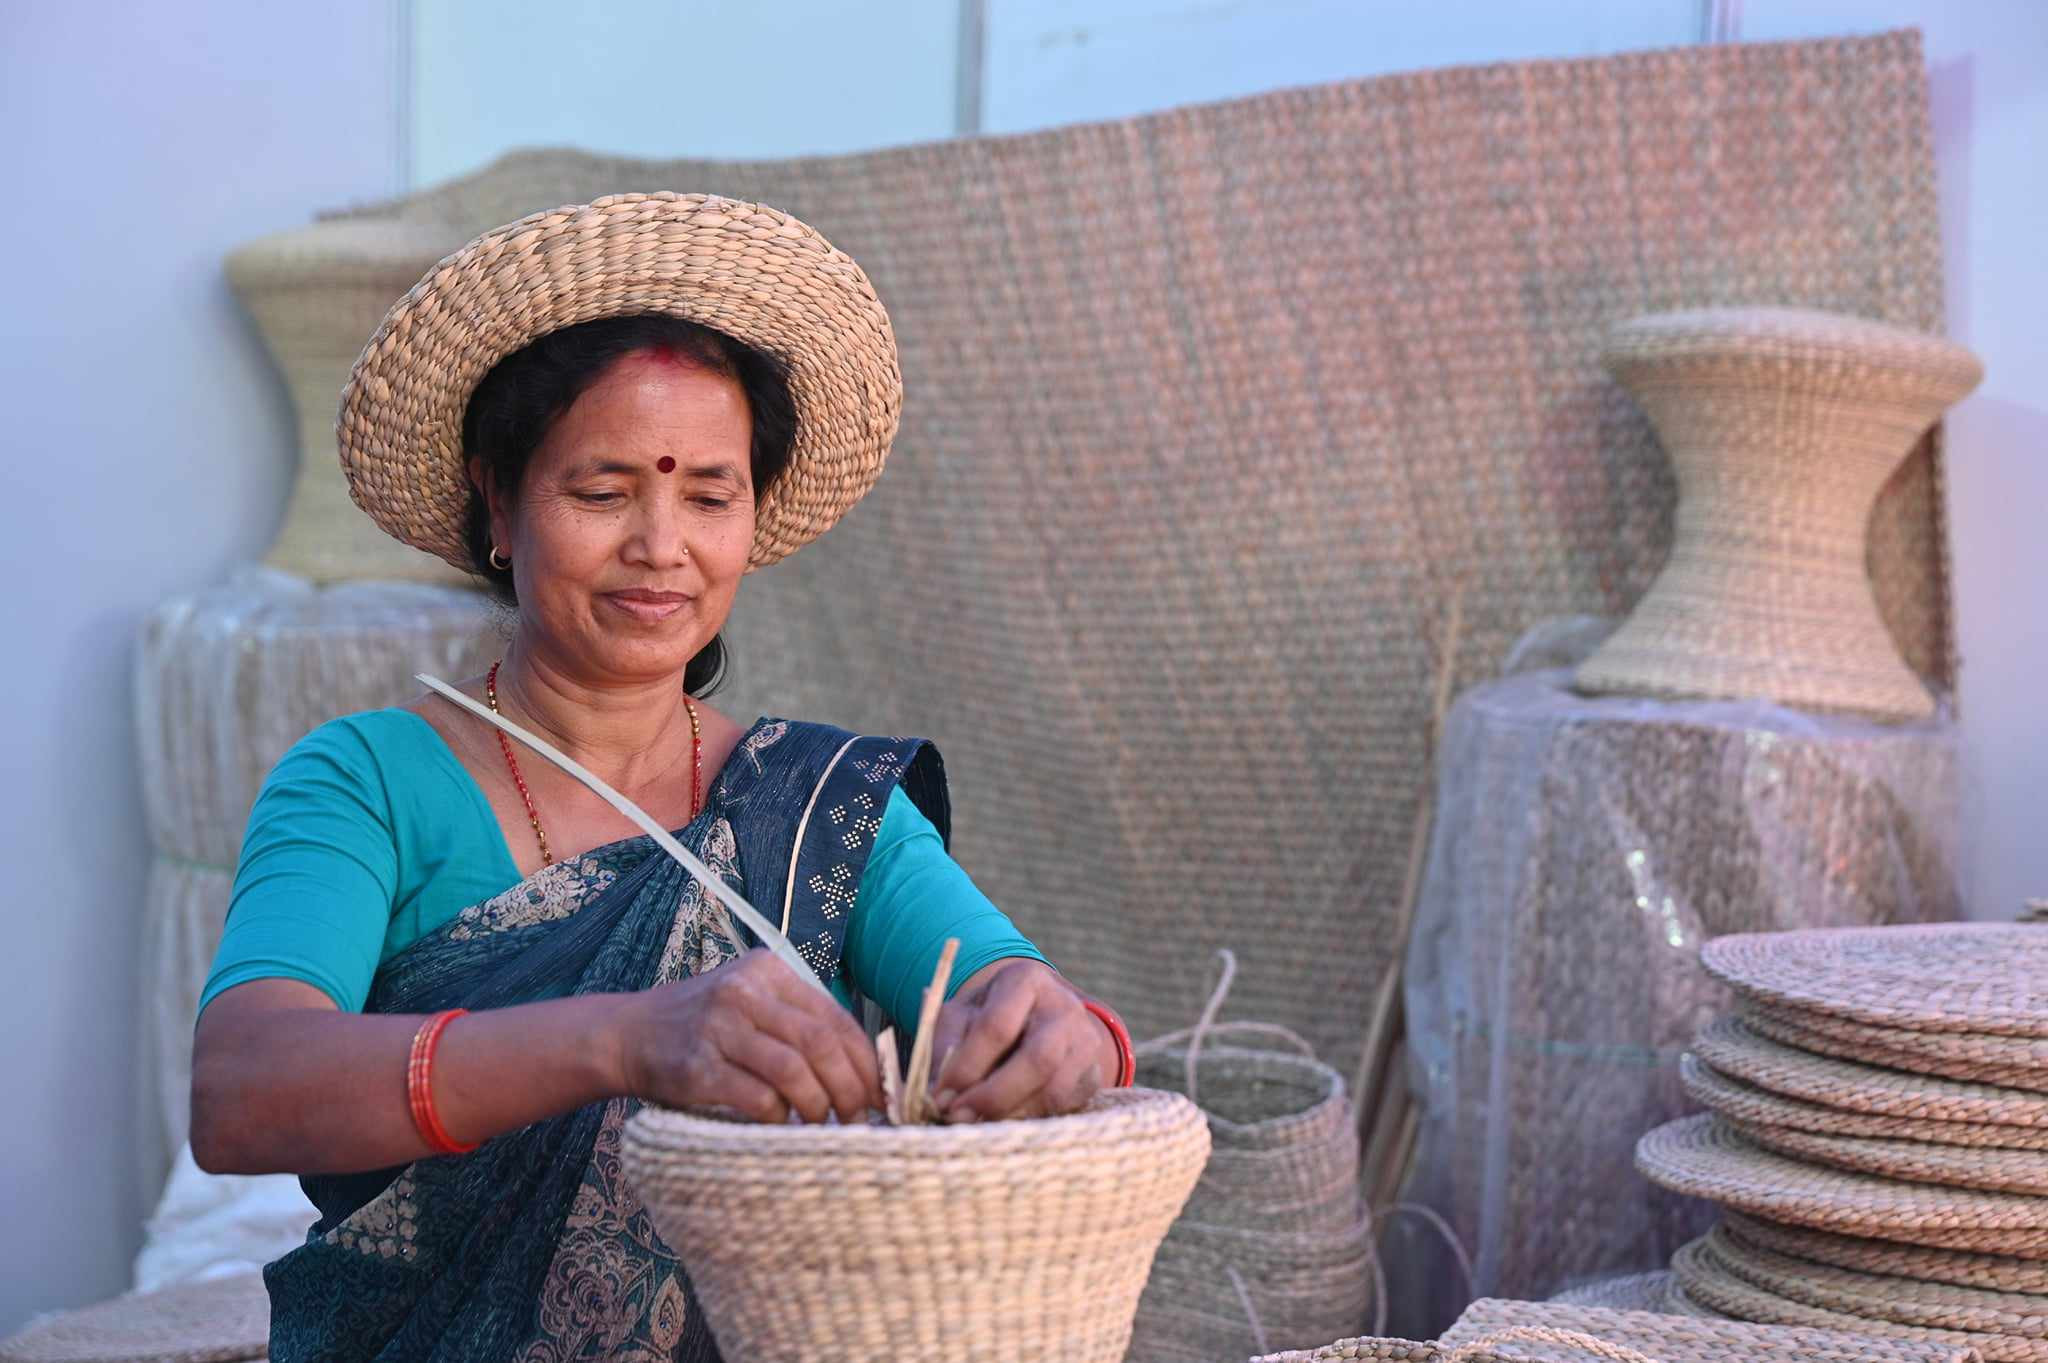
[
  {"xmin": 407, "ymin": 1008, "xmax": 480, "ymax": 1155},
  {"xmin": 1082, "ymin": 999, "xmax": 1137, "ymax": 1088}
]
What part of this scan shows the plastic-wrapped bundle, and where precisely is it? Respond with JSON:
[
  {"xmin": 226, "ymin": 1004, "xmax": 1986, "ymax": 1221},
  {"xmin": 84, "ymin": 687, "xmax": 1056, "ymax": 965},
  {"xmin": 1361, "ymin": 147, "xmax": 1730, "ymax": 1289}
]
[
  {"xmin": 132, "ymin": 567, "xmax": 498, "ymax": 1191},
  {"xmin": 1400, "ymin": 658, "xmax": 1958, "ymax": 1321}
]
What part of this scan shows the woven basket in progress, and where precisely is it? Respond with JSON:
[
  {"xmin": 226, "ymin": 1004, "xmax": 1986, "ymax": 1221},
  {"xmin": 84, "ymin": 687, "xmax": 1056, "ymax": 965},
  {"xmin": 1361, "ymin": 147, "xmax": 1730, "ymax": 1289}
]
[{"xmin": 621, "ymin": 1086, "xmax": 1208, "ymax": 1362}]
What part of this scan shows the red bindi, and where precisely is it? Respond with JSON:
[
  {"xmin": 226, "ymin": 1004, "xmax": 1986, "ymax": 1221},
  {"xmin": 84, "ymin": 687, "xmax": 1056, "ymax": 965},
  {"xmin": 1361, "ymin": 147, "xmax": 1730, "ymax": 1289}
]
[{"xmin": 656, "ymin": 455, "xmax": 676, "ymax": 474}]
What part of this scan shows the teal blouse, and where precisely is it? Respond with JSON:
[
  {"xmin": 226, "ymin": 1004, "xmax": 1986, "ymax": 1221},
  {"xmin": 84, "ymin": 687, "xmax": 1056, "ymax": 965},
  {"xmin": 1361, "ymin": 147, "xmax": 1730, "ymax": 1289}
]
[{"xmin": 199, "ymin": 710, "xmax": 1044, "ymax": 1026}]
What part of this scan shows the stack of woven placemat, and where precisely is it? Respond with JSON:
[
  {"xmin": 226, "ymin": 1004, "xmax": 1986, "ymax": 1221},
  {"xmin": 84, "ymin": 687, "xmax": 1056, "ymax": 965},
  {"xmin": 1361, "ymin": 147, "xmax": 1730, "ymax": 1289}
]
[
  {"xmin": 1250, "ymin": 1294, "xmax": 1975, "ymax": 1363},
  {"xmin": 1635, "ymin": 923, "xmax": 2048, "ymax": 1359}
]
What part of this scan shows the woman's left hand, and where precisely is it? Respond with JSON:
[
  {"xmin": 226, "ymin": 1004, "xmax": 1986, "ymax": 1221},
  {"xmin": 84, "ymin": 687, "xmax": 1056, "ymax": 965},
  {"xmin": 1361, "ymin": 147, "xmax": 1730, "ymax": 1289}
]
[{"xmin": 925, "ymin": 960, "xmax": 1114, "ymax": 1123}]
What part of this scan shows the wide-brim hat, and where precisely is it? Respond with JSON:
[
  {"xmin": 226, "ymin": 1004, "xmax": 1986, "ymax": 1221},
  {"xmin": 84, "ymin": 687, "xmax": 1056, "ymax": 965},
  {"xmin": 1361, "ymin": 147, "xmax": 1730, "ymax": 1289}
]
[{"xmin": 337, "ymin": 192, "xmax": 902, "ymax": 572}]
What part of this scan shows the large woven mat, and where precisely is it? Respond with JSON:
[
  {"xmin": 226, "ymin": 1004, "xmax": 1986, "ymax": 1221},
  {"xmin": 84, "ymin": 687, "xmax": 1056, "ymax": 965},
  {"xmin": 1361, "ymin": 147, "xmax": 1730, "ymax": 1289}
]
[{"xmin": 326, "ymin": 30, "xmax": 1951, "ymax": 1071}]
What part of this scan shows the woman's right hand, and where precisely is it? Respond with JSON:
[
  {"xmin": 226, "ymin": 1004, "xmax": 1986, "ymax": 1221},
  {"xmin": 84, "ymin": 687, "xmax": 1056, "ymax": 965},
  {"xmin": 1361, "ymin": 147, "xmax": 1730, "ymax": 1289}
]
[{"xmin": 617, "ymin": 949, "xmax": 884, "ymax": 1124}]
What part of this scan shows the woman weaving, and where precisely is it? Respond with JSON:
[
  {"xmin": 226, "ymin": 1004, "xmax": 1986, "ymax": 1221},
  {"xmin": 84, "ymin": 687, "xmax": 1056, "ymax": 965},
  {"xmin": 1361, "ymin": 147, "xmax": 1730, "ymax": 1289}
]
[{"xmin": 190, "ymin": 194, "xmax": 1136, "ymax": 1362}]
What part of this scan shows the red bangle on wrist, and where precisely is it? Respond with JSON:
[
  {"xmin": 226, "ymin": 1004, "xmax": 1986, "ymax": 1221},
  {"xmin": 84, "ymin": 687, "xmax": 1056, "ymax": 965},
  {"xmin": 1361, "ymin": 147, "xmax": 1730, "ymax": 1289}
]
[
  {"xmin": 408, "ymin": 1008, "xmax": 480, "ymax": 1155},
  {"xmin": 1082, "ymin": 999, "xmax": 1137, "ymax": 1088}
]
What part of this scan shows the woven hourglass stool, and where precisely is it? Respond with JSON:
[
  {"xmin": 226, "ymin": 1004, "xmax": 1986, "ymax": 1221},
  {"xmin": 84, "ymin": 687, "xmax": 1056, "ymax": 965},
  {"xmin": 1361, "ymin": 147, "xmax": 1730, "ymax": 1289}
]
[{"xmin": 1574, "ymin": 308, "xmax": 1981, "ymax": 722}]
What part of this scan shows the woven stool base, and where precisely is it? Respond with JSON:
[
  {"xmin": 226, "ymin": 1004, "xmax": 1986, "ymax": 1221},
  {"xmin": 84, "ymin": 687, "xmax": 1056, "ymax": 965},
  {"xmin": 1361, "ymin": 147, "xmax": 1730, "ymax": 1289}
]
[
  {"xmin": 1705, "ymin": 1224, "xmax": 2048, "ymax": 1339},
  {"xmin": 1572, "ymin": 308, "xmax": 1979, "ymax": 723},
  {"xmin": 0, "ymin": 1272, "xmax": 268, "ymax": 1363},
  {"xmin": 1636, "ymin": 1116, "xmax": 2048, "ymax": 1253},
  {"xmin": 1675, "ymin": 1235, "xmax": 2044, "ymax": 1362}
]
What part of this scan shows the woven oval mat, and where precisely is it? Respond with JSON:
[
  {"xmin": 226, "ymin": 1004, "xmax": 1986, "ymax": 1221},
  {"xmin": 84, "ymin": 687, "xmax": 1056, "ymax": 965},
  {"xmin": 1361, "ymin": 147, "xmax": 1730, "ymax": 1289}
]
[
  {"xmin": 1673, "ymin": 1236, "xmax": 2041, "ymax": 1362},
  {"xmin": 0, "ymin": 1272, "xmax": 268, "ymax": 1363},
  {"xmin": 1692, "ymin": 1017, "xmax": 2048, "ymax": 1127},
  {"xmin": 1702, "ymin": 925, "xmax": 2048, "ymax": 1038},
  {"xmin": 1743, "ymin": 1004, "xmax": 2048, "ymax": 1095},
  {"xmin": 1446, "ymin": 1294, "xmax": 1968, "ymax": 1363},
  {"xmin": 1727, "ymin": 1115, "xmax": 2048, "ymax": 1195},
  {"xmin": 1721, "ymin": 1210, "xmax": 2048, "ymax": 1294},
  {"xmin": 1683, "ymin": 1053, "xmax": 2048, "ymax": 1149},
  {"xmin": 1637, "ymin": 1116, "xmax": 2048, "ymax": 1253},
  {"xmin": 1704, "ymin": 1223, "xmax": 2048, "ymax": 1338}
]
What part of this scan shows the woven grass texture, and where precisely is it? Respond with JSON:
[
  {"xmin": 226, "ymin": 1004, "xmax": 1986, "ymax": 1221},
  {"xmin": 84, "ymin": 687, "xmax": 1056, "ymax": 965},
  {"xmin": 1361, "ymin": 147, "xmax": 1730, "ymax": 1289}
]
[
  {"xmin": 304, "ymin": 30, "xmax": 1953, "ymax": 1079},
  {"xmin": 1401, "ymin": 665, "xmax": 1955, "ymax": 1305}
]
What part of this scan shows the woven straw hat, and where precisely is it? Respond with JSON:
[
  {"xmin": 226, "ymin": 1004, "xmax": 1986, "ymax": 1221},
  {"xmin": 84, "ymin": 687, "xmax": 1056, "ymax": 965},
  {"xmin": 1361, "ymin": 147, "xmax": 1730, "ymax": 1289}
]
[{"xmin": 337, "ymin": 192, "xmax": 902, "ymax": 572}]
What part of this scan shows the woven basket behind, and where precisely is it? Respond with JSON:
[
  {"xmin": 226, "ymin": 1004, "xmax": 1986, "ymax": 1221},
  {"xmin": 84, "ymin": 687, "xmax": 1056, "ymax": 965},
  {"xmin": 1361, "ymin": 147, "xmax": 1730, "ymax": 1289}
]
[
  {"xmin": 1126, "ymin": 1045, "xmax": 1371, "ymax": 1360},
  {"xmin": 621, "ymin": 1087, "xmax": 1207, "ymax": 1363}
]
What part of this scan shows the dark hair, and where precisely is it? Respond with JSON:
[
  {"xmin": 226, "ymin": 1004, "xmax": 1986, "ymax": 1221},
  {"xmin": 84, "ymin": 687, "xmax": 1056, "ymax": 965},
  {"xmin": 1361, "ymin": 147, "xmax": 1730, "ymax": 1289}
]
[{"xmin": 461, "ymin": 314, "xmax": 798, "ymax": 696}]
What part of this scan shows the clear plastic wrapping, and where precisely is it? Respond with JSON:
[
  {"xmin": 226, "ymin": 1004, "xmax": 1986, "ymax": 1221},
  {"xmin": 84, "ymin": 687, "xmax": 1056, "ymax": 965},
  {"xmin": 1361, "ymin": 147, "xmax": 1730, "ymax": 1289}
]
[{"xmin": 1398, "ymin": 639, "xmax": 1959, "ymax": 1323}]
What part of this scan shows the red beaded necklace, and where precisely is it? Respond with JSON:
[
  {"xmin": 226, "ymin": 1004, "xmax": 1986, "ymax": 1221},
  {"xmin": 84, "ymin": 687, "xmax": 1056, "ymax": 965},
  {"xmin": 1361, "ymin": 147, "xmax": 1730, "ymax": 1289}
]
[{"xmin": 484, "ymin": 660, "xmax": 702, "ymax": 868}]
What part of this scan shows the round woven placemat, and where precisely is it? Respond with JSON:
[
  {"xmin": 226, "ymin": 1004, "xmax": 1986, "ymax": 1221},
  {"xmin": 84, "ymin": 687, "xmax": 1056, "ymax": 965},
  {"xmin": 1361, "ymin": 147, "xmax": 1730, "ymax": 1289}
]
[
  {"xmin": 1692, "ymin": 1017, "xmax": 2048, "ymax": 1128},
  {"xmin": 0, "ymin": 1272, "xmax": 268, "ymax": 1363},
  {"xmin": 1705, "ymin": 1223, "xmax": 2048, "ymax": 1338},
  {"xmin": 1702, "ymin": 925, "xmax": 2048, "ymax": 1038},
  {"xmin": 1673, "ymin": 1236, "xmax": 2044, "ymax": 1362},
  {"xmin": 1637, "ymin": 1116, "xmax": 2048, "ymax": 1253},
  {"xmin": 1448, "ymin": 1294, "xmax": 1963, "ymax": 1363},
  {"xmin": 1742, "ymin": 1003, "xmax": 2048, "ymax": 1094},
  {"xmin": 1683, "ymin": 1053, "xmax": 2048, "ymax": 1149},
  {"xmin": 1721, "ymin": 1211, "xmax": 2048, "ymax": 1294},
  {"xmin": 1726, "ymin": 1115, "xmax": 2048, "ymax": 1195}
]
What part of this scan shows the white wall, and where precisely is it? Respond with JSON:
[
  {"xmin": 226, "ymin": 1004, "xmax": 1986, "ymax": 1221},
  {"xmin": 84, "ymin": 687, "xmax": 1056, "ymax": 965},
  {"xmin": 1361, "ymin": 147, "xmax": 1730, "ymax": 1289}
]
[
  {"xmin": 1733, "ymin": 3, "xmax": 2048, "ymax": 922},
  {"xmin": 0, "ymin": 2, "xmax": 406, "ymax": 1335},
  {"xmin": 412, "ymin": 0, "xmax": 964, "ymax": 186}
]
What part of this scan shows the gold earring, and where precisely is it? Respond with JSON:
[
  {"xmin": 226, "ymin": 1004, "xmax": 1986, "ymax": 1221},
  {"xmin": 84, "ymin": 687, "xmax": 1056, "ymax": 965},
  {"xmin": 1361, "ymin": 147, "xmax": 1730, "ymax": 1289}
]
[{"xmin": 489, "ymin": 546, "xmax": 511, "ymax": 570}]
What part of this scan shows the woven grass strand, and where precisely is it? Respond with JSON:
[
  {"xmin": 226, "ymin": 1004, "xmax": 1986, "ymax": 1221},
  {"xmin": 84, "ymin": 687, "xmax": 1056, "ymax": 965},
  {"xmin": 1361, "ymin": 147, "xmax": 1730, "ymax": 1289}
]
[{"xmin": 415, "ymin": 673, "xmax": 825, "ymax": 994}]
